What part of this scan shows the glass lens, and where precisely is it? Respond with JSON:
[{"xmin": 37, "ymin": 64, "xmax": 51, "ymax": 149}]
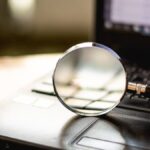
[{"xmin": 53, "ymin": 42, "xmax": 127, "ymax": 116}]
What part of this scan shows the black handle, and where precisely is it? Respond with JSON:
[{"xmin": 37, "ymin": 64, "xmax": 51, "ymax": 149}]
[{"xmin": 144, "ymin": 85, "xmax": 150, "ymax": 97}]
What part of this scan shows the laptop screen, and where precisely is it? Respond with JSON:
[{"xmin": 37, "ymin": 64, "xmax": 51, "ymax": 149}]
[{"xmin": 95, "ymin": 0, "xmax": 150, "ymax": 68}]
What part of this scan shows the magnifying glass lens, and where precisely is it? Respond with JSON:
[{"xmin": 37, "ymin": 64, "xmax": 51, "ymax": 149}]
[{"xmin": 53, "ymin": 43, "xmax": 127, "ymax": 116}]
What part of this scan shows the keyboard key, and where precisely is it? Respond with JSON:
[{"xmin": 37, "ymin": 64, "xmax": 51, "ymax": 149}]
[
  {"xmin": 42, "ymin": 77, "xmax": 53, "ymax": 85},
  {"xmin": 55, "ymin": 85, "xmax": 77, "ymax": 98},
  {"xmin": 73, "ymin": 89, "xmax": 107, "ymax": 100},
  {"xmin": 147, "ymin": 80, "xmax": 150, "ymax": 85},
  {"xmin": 33, "ymin": 98, "xmax": 55, "ymax": 108},
  {"xmin": 131, "ymin": 95, "xmax": 149, "ymax": 102},
  {"xmin": 119, "ymin": 94, "xmax": 150, "ymax": 112},
  {"xmin": 75, "ymin": 109, "xmax": 102, "ymax": 114},
  {"xmin": 32, "ymin": 83, "xmax": 54, "ymax": 95},
  {"xmin": 65, "ymin": 98, "xmax": 91, "ymax": 108},
  {"xmin": 86, "ymin": 101, "xmax": 115, "ymax": 110},
  {"xmin": 105, "ymin": 72, "xmax": 126, "ymax": 91},
  {"xmin": 102, "ymin": 92, "xmax": 123, "ymax": 102},
  {"xmin": 13, "ymin": 95, "xmax": 36, "ymax": 104}
]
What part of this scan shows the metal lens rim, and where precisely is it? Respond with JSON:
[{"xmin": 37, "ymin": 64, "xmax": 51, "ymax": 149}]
[{"xmin": 52, "ymin": 42, "xmax": 128, "ymax": 116}]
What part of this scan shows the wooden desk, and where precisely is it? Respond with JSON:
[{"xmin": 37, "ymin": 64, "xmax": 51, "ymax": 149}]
[{"xmin": 0, "ymin": 54, "xmax": 61, "ymax": 100}]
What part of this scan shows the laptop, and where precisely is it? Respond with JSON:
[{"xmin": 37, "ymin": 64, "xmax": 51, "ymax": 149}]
[{"xmin": 0, "ymin": 0, "xmax": 150, "ymax": 149}]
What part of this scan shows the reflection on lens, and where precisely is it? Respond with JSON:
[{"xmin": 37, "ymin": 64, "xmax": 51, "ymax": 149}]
[{"xmin": 53, "ymin": 42, "xmax": 127, "ymax": 116}]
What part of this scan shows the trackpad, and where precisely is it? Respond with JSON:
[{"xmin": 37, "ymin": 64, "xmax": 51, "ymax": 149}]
[
  {"xmin": 74, "ymin": 115, "xmax": 150, "ymax": 150},
  {"xmin": 78, "ymin": 137, "xmax": 125, "ymax": 150}
]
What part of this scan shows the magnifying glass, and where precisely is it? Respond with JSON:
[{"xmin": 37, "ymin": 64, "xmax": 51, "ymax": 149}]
[{"xmin": 52, "ymin": 42, "xmax": 150, "ymax": 116}]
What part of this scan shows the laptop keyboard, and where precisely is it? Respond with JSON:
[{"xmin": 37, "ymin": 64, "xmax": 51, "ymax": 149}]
[
  {"xmin": 118, "ymin": 64, "xmax": 150, "ymax": 112},
  {"xmin": 31, "ymin": 65, "xmax": 150, "ymax": 113},
  {"xmin": 126, "ymin": 65, "xmax": 150, "ymax": 84}
]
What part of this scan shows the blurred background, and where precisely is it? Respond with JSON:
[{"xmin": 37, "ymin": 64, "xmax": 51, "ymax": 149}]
[{"xmin": 0, "ymin": 0, "xmax": 94, "ymax": 55}]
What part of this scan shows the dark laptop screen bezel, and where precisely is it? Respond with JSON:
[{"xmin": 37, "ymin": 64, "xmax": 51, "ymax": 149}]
[{"xmin": 95, "ymin": 0, "xmax": 150, "ymax": 68}]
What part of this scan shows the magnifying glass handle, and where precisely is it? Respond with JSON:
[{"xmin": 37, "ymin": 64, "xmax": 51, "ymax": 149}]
[{"xmin": 128, "ymin": 82, "xmax": 150, "ymax": 97}]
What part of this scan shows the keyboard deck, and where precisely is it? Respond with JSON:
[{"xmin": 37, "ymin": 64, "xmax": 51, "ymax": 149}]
[{"xmin": 31, "ymin": 65, "xmax": 150, "ymax": 113}]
